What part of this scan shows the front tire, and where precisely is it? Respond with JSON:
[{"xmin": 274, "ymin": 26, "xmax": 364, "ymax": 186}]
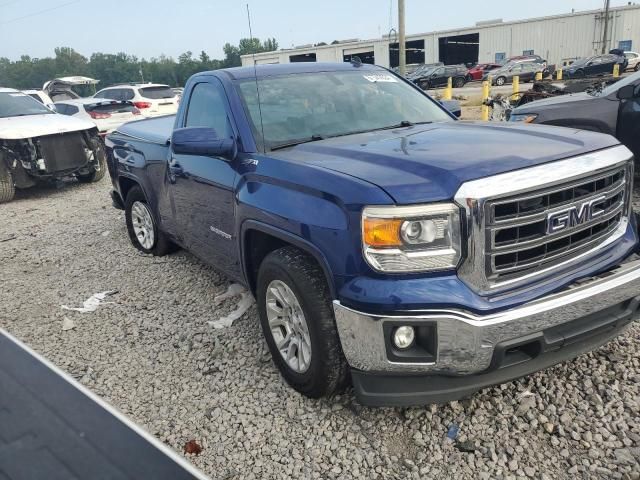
[
  {"xmin": 0, "ymin": 161, "xmax": 15, "ymax": 204},
  {"xmin": 453, "ymin": 77, "xmax": 465, "ymax": 88},
  {"xmin": 77, "ymin": 138, "xmax": 107, "ymax": 183},
  {"xmin": 124, "ymin": 186, "xmax": 176, "ymax": 256},
  {"xmin": 495, "ymin": 76, "xmax": 506, "ymax": 86},
  {"xmin": 257, "ymin": 247, "xmax": 349, "ymax": 398}
]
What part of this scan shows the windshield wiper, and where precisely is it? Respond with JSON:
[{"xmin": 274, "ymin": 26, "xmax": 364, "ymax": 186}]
[
  {"xmin": 328, "ymin": 120, "xmax": 433, "ymax": 138},
  {"xmin": 377, "ymin": 120, "xmax": 432, "ymax": 130},
  {"xmin": 270, "ymin": 134, "xmax": 325, "ymax": 151}
]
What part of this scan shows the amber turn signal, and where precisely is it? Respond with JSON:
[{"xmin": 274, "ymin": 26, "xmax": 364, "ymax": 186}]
[{"xmin": 363, "ymin": 218, "xmax": 403, "ymax": 248}]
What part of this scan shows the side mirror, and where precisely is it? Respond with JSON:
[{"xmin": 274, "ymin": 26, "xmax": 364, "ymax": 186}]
[
  {"xmin": 617, "ymin": 84, "xmax": 637, "ymax": 100},
  {"xmin": 171, "ymin": 127, "xmax": 236, "ymax": 159}
]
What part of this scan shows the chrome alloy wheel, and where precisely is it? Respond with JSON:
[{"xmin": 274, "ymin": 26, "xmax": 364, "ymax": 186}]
[
  {"xmin": 131, "ymin": 201, "xmax": 155, "ymax": 250},
  {"xmin": 265, "ymin": 280, "xmax": 312, "ymax": 373}
]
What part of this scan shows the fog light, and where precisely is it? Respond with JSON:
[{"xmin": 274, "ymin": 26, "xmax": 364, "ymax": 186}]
[{"xmin": 393, "ymin": 326, "xmax": 415, "ymax": 349}]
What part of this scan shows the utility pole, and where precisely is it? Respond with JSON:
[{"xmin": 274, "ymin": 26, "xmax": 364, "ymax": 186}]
[
  {"xmin": 601, "ymin": 0, "xmax": 611, "ymax": 54},
  {"xmin": 398, "ymin": 0, "xmax": 406, "ymax": 76}
]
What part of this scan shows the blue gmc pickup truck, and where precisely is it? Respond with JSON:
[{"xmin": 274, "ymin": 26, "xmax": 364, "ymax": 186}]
[{"xmin": 106, "ymin": 63, "xmax": 640, "ymax": 406}]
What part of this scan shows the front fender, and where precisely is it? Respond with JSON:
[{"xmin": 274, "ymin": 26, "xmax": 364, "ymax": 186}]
[
  {"xmin": 239, "ymin": 220, "xmax": 337, "ymax": 298},
  {"xmin": 236, "ymin": 177, "xmax": 356, "ymax": 284}
]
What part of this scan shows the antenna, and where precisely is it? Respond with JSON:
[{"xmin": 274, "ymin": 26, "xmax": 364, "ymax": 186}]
[{"xmin": 247, "ymin": 4, "xmax": 266, "ymax": 154}]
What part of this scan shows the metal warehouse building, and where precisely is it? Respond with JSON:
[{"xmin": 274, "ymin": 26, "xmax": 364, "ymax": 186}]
[{"xmin": 241, "ymin": 4, "xmax": 640, "ymax": 68}]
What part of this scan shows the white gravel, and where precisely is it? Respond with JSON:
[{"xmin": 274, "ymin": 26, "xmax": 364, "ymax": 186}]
[{"xmin": 1, "ymin": 178, "xmax": 639, "ymax": 480}]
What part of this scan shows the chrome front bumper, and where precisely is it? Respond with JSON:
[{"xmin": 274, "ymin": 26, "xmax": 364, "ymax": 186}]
[{"xmin": 333, "ymin": 258, "xmax": 640, "ymax": 374}]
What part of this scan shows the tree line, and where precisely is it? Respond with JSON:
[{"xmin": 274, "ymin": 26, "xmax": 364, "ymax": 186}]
[{"xmin": 0, "ymin": 38, "xmax": 278, "ymax": 90}]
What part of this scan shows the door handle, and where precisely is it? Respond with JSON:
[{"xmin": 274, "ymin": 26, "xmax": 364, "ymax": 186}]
[
  {"xmin": 168, "ymin": 159, "xmax": 184, "ymax": 184},
  {"xmin": 169, "ymin": 161, "xmax": 184, "ymax": 175}
]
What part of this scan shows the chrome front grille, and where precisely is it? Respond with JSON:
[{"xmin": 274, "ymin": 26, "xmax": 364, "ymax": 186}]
[
  {"xmin": 486, "ymin": 166, "xmax": 627, "ymax": 280},
  {"xmin": 455, "ymin": 146, "xmax": 634, "ymax": 295}
]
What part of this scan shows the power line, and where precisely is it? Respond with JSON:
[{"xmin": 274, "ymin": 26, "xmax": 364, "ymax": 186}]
[{"xmin": 0, "ymin": 0, "xmax": 82, "ymax": 25}]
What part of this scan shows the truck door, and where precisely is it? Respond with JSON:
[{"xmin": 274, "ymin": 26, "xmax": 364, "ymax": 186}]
[
  {"xmin": 617, "ymin": 82, "xmax": 640, "ymax": 161},
  {"xmin": 168, "ymin": 78, "xmax": 241, "ymax": 277}
]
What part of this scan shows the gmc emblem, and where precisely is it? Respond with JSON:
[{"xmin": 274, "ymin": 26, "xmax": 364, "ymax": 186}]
[{"xmin": 546, "ymin": 195, "xmax": 607, "ymax": 234}]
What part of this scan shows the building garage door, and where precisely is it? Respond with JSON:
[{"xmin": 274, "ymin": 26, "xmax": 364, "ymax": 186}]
[
  {"xmin": 289, "ymin": 53, "xmax": 317, "ymax": 63},
  {"xmin": 438, "ymin": 33, "xmax": 479, "ymax": 66}
]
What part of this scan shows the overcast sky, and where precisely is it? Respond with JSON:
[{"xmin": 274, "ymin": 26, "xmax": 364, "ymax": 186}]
[{"xmin": 0, "ymin": 0, "xmax": 631, "ymax": 61}]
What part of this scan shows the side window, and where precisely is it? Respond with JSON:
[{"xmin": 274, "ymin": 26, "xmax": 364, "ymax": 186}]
[
  {"xmin": 55, "ymin": 104, "xmax": 68, "ymax": 115},
  {"xmin": 66, "ymin": 105, "xmax": 79, "ymax": 115},
  {"xmin": 185, "ymin": 81, "xmax": 231, "ymax": 138},
  {"xmin": 122, "ymin": 89, "xmax": 135, "ymax": 100},
  {"xmin": 434, "ymin": 67, "xmax": 445, "ymax": 76}
]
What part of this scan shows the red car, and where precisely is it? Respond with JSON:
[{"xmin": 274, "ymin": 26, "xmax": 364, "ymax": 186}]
[{"xmin": 466, "ymin": 63, "xmax": 502, "ymax": 81}]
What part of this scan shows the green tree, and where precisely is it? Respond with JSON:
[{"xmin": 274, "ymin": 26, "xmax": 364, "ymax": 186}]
[{"xmin": 0, "ymin": 38, "xmax": 278, "ymax": 89}]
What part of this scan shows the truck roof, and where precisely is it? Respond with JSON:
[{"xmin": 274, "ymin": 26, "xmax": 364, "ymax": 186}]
[{"xmin": 213, "ymin": 62, "xmax": 383, "ymax": 80}]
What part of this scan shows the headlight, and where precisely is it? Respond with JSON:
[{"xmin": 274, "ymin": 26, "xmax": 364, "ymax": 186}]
[
  {"xmin": 510, "ymin": 113, "xmax": 538, "ymax": 123},
  {"xmin": 362, "ymin": 204, "xmax": 462, "ymax": 273}
]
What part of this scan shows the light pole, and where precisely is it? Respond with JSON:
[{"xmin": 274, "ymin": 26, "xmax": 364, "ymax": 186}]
[
  {"xmin": 601, "ymin": 0, "xmax": 611, "ymax": 54},
  {"xmin": 398, "ymin": 0, "xmax": 406, "ymax": 76}
]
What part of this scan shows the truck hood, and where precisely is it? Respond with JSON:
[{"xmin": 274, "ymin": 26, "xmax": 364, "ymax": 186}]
[
  {"xmin": 0, "ymin": 113, "xmax": 95, "ymax": 140},
  {"xmin": 272, "ymin": 121, "xmax": 619, "ymax": 204},
  {"xmin": 514, "ymin": 92, "xmax": 593, "ymax": 112}
]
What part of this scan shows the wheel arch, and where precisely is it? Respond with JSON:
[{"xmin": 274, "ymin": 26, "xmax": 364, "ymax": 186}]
[
  {"xmin": 118, "ymin": 175, "xmax": 143, "ymax": 203},
  {"xmin": 240, "ymin": 220, "xmax": 336, "ymax": 299}
]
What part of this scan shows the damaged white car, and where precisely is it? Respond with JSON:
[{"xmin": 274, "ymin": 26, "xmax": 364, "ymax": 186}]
[
  {"xmin": 0, "ymin": 88, "xmax": 107, "ymax": 203},
  {"xmin": 43, "ymin": 76, "xmax": 99, "ymax": 102}
]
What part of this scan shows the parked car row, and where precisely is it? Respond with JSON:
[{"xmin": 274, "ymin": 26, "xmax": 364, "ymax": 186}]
[
  {"xmin": 408, "ymin": 54, "xmax": 555, "ymax": 89},
  {"xmin": 0, "ymin": 75, "xmax": 185, "ymax": 203},
  {"xmin": 0, "ymin": 88, "xmax": 107, "ymax": 203},
  {"xmin": 510, "ymin": 69, "xmax": 640, "ymax": 163}
]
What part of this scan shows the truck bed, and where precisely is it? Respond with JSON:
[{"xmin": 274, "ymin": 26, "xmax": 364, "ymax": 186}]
[
  {"xmin": 116, "ymin": 115, "xmax": 175, "ymax": 145},
  {"xmin": 0, "ymin": 329, "xmax": 208, "ymax": 480}
]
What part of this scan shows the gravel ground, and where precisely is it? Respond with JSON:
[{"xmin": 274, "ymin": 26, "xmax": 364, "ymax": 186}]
[{"xmin": 1, "ymin": 177, "xmax": 639, "ymax": 480}]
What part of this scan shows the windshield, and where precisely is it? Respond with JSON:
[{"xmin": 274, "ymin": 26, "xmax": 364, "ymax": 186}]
[
  {"xmin": 599, "ymin": 70, "xmax": 640, "ymax": 97},
  {"xmin": 0, "ymin": 92, "xmax": 53, "ymax": 118},
  {"xmin": 237, "ymin": 70, "xmax": 452, "ymax": 150}
]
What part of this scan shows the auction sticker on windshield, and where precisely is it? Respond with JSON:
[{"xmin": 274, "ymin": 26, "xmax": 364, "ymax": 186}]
[{"xmin": 363, "ymin": 74, "xmax": 397, "ymax": 83}]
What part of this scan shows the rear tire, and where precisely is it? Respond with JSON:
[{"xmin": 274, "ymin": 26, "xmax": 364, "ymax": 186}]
[
  {"xmin": 124, "ymin": 186, "xmax": 176, "ymax": 256},
  {"xmin": 77, "ymin": 137, "xmax": 107, "ymax": 183},
  {"xmin": 495, "ymin": 76, "xmax": 506, "ymax": 86},
  {"xmin": 635, "ymin": 64, "xmax": 639, "ymax": 72},
  {"xmin": 453, "ymin": 77, "xmax": 465, "ymax": 88},
  {"xmin": 257, "ymin": 247, "xmax": 349, "ymax": 398},
  {"xmin": 0, "ymin": 162, "xmax": 15, "ymax": 204}
]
